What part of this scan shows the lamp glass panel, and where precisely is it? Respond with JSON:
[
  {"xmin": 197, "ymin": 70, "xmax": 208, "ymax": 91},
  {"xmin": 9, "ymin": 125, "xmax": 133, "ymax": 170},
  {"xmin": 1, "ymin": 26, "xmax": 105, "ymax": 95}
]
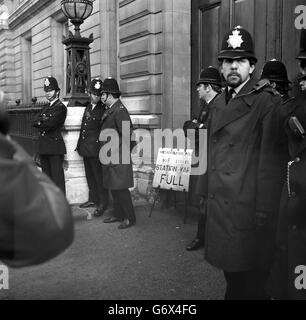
[
  {"xmin": 75, "ymin": 4, "xmax": 88, "ymax": 19},
  {"xmin": 62, "ymin": 3, "xmax": 77, "ymax": 19},
  {"xmin": 61, "ymin": 1, "xmax": 93, "ymax": 20}
]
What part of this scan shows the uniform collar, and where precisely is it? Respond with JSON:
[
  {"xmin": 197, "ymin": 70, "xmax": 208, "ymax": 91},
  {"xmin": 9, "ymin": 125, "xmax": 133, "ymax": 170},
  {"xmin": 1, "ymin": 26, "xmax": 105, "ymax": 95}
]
[
  {"xmin": 211, "ymin": 77, "xmax": 260, "ymax": 135},
  {"xmin": 49, "ymin": 98, "xmax": 59, "ymax": 106}
]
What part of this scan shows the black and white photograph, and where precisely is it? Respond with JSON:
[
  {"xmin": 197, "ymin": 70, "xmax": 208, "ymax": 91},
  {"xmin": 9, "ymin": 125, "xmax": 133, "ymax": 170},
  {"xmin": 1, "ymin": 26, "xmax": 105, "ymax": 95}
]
[{"xmin": 0, "ymin": 0, "xmax": 306, "ymax": 305}]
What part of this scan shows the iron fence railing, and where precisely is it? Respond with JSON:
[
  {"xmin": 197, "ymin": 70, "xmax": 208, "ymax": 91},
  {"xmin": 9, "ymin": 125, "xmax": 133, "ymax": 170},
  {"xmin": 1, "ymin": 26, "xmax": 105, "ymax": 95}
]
[{"xmin": 6, "ymin": 102, "xmax": 46, "ymax": 157}]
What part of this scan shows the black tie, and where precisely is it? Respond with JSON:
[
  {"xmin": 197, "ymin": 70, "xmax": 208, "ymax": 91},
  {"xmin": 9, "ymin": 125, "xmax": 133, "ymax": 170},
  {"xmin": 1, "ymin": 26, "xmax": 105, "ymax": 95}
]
[{"xmin": 226, "ymin": 88, "xmax": 236, "ymax": 104}]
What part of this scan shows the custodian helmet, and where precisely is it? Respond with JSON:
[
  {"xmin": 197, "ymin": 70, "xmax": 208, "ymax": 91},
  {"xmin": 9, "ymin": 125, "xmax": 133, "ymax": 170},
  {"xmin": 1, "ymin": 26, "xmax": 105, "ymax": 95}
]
[
  {"xmin": 43, "ymin": 76, "xmax": 60, "ymax": 92},
  {"xmin": 89, "ymin": 78, "xmax": 103, "ymax": 96},
  {"xmin": 196, "ymin": 66, "xmax": 222, "ymax": 87},
  {"xmin": 218, "ymin": 26, "xmax": 257, "ymax": 63}
]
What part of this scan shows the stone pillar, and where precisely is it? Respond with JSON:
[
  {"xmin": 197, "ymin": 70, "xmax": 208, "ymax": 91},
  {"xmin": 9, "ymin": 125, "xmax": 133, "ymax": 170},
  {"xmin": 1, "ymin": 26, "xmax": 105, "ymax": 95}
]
[
  {"xmin": 162, "ymin": 0, "xmax": 191, "ymax": 129},
  {"xmin": 62, "ymin": 105, "xmax": 88, "ymax": 204}
]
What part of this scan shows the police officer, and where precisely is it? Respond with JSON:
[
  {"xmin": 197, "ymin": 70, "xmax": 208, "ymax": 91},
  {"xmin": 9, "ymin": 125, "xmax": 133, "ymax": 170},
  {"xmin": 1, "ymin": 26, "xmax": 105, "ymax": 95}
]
[
  {"xmin": 100, "ymin": 77, "xmax": 136, "ymax": 229},
  {"xmin": 260, "ymin": 59, "xmax": 292, "ymax": 102},
  {"xmin": 184, "ymin": 66, "xmax": 222, "ymax": 251},
  {"xmin": 76, "ymin": 78, "xmax": 109, "ymax": 216},
  {"xmin": 204, "ymin": 26, "xmax": 285, "ymax": 299},
  {"xmin": 33, "ymin": 76, "xmax": 67, "ymax": 194},
  {"xmin": 267, "ymin": 29, "xmax": 306, "ymax": 300}
]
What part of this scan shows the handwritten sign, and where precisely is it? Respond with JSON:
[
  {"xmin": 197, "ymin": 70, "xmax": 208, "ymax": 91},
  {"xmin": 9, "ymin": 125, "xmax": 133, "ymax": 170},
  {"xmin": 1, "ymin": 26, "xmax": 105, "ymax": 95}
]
[{"xmin": 152, "ymin": 148, "xmax": 193, "ymax": 192}]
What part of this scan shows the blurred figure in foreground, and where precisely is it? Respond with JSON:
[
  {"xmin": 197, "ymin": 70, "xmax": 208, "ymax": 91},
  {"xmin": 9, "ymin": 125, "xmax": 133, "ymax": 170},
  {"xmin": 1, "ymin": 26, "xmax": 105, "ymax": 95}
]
[{"xmin": 0, "ymin": 100, "xmax": 73, "ymax": 268}]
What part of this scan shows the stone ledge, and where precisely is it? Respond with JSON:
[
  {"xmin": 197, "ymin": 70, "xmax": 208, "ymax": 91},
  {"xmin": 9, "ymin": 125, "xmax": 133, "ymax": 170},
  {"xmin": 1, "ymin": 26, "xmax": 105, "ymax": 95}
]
[
  {"xmin": 130, "ymin": 114, "xmax": 160, "ymax": 127},
  {"xmin": 8, "ymin": 0, "xmax": 51, "ymax": 29}
]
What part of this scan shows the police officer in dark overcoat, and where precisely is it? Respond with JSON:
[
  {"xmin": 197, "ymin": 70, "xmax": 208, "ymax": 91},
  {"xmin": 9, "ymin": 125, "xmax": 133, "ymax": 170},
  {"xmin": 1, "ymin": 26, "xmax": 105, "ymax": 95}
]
[
  {"xmin": 267, "ymin": 30, "xmax": 306, "ymax": 300},
  {"xmin": 76, "ymin": 78, "xmax": 109, "ymax": 216},
  {"xmin": 99, "ymin": 77, "xmax": 136, "ymax": 229},
  {"xmin": 33, "ymin": 76, "xmax": 67, "ymax": 194},
  {"xmin": 184, "ymin": 66, "xmax": 222, "ymax": 251},
  {"xmin": 203, "ymin": 26, "xmax": 285, "ymax": 299}
]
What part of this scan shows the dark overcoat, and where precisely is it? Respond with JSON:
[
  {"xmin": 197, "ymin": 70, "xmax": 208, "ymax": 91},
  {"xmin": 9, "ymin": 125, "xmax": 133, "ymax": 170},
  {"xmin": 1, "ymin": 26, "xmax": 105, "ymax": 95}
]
[
  {"xmin": 269, "ymin": 92, "xmax": 306, "ymax": 299},
  {"xmin": 204, "ymin": 77, "xmax": 285, "ymax": 272},
  {"xmin": 33, "ymin": 100, "xmax": 67, "ymax": 155},
  {"xmin": 99, "ymin": 99, "xmax": 134, "ymax": 190},
  {"xmin": 76, "ymin": 101, "xmax": 107, "ymax": 157}
]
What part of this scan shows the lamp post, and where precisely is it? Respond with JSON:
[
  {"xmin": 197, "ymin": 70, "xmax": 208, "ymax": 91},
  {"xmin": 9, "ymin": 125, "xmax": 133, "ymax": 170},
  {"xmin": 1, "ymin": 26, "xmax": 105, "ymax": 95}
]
[{"xmin": 61, "ymin": 0, "xmax": 94, "ymax": 106}]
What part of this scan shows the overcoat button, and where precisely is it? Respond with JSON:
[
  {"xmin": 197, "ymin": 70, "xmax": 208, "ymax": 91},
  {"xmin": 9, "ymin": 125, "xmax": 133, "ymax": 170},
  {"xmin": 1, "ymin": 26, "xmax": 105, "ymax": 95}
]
[
  {"xmin": 292, "ymin": 225, "xmax": 297, "ymax": 230},
  {"xmin": 291, "ymin": 192, "xmax": 296, "ymax": 197},
  {"xmin": 209, "ymin": 194, "xmax": 215, "ymax": 199},
  {"xmin": 295, "ymin": 157, "xmax": 300, "ymax": 163}
]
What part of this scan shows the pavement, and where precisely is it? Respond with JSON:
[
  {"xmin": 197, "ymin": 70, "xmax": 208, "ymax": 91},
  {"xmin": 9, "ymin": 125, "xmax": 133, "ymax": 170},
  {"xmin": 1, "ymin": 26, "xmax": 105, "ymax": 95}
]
[{"xmin": 0, "ymin": 202, "xmax": 225, "ymax": 300}]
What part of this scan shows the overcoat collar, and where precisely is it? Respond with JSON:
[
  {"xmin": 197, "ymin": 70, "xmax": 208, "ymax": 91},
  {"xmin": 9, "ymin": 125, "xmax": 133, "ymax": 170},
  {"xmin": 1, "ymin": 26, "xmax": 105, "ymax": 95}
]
[
  {"xmin": 101, "ymin": 99, "xmax": 121, "ymax": 123},
  {"xmin": 211, "ymin": 77, "xmax": 259, "ymax": 135}
]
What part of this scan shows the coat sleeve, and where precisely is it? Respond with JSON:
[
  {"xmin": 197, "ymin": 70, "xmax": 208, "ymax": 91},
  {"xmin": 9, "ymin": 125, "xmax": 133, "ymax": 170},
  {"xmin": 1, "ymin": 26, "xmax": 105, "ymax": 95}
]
[
  {"xmin": 0, "ymin": 138, "xmax": 74, "ymax": 268},
  {"xmin": 114, "ymin": 107, "xmax": 133, "ymax": 137},
  {"xmin": 75, "ymin": 108, "xmax": 87, "ymax": 151},
  {"xmin": 36, "ymin": 103, "xmax": 67, "ymax": 132},
  {"xmin": 255, "ymin": 95, "xmax": 286, "ymax": 226}
]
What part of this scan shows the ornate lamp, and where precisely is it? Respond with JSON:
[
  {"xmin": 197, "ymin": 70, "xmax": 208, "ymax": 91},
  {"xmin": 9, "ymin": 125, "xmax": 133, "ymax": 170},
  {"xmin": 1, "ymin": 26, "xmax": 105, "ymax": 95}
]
[{"xmin": 61, "ymin": 0, "xmax": 94, "ymax": 106}]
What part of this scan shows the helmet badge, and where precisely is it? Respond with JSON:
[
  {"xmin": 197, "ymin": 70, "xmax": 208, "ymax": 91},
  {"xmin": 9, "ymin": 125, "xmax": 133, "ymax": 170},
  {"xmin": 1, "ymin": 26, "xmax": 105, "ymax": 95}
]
[
  {"xmin": 44, "ymin": 78, "xmax": 50, "ymax": 87},
  {"xmin": 94, "ymin": 82, "xmax": 101, "ymax": 90},
  {"xmin": 227, "ymin": 29, "xmax": 244, "ymax": 49}
]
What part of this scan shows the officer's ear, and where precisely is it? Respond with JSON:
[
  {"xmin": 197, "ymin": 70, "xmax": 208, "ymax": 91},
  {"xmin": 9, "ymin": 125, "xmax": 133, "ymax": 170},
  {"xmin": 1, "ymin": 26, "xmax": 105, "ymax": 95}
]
[
  {"xmin": 206, "ymin": 84, "xmax": 212, "ymax": 92},
  {"xmin": 270, "ymin": 82, "xmax": 277, "ymax": 89}
]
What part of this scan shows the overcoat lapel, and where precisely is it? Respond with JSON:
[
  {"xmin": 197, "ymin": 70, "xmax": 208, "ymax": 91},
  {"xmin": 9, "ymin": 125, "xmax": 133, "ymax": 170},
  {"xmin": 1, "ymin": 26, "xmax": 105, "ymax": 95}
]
[
  {"xmin": 101, "ymin": 100, "xmax": 120, "ymax": 123},
  {"xmin": 211, "ymin": 77, "xmax": 259, "ymax": 136}
]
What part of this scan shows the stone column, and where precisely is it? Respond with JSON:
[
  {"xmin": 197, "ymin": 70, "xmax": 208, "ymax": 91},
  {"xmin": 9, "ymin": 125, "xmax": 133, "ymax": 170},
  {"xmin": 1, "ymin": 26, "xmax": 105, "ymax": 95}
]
[
  {"xmin": 62, "ymin": 105, "xmax": 88, "ymax": 204},
  {"xmin": 162, "ymin": 0, "xmax": 191, "ymax": 129}
]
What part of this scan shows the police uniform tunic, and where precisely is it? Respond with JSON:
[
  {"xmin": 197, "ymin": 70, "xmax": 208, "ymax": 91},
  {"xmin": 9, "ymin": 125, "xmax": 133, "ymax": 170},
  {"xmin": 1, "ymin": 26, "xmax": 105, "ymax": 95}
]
[
  {"xmin": 76, "ymin": 101, "xmax": 109, "ymax": 208},
  {"xmin": 33, "ymin": 99, "xmax": 67, "ymax": 194}
]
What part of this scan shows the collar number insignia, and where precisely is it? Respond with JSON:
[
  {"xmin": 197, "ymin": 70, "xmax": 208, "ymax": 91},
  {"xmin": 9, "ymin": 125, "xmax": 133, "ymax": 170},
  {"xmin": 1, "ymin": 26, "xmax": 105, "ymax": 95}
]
[
  {"xmin": 227, "ymin": 29, "xmax": 244, "ymax": 49},
  {"xmin": 45, "ymin": 78, "xmax": 50, "ymax": 86}
]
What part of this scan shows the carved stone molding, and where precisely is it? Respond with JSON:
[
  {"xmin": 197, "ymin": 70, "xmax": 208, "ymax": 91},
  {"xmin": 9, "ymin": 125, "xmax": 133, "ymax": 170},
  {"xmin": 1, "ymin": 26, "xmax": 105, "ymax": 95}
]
[{"xmin": 8, "ymin": 0, "xmax": 52, "ymax": 29}]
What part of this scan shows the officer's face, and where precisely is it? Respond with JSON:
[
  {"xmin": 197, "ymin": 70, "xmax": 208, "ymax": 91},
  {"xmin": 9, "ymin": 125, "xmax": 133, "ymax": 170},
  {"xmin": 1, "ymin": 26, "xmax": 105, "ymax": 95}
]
[
  {"xmin": 196, "ymin": 84, "xmax": 208, "ymax": 102},
  {"xmin": 90, "ymin": 93, "xmax": 101, "ymax": 105},
  {"xmin": 221, "ymin": 58, "xmax": 255, "ymax": 88},
  {"xmin": 300, "ymin": 80, "xmax": 306, "ymax": 91},
  {"xmin": 101, "ymin": 92, "xmax": 110, "ymax": 106},
  {"xmin": 299, "ymin": 60, "xmax": 306, "ymax": 91},
  {"xmin": 45, "ymin": 89, "xmax": 57, "ymax": 102}
]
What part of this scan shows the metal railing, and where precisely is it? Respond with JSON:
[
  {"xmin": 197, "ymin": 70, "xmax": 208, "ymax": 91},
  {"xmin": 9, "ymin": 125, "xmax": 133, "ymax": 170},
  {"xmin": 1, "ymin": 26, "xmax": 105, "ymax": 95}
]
[{"xmin": 6, "ymin": 102, "xmax": 46, "ymax": 157}]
